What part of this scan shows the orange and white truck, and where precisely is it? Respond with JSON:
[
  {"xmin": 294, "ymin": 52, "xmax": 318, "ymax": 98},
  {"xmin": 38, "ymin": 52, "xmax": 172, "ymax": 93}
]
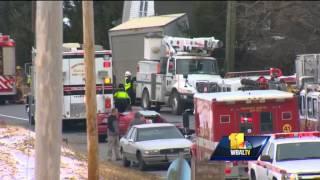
[
  {"xmin": 192, "ymin": 90, "xmax": 300, "ymax": 179},
  {"xmin": 0, "ymin": 33, "xmax": 16, "ymax": 104}
]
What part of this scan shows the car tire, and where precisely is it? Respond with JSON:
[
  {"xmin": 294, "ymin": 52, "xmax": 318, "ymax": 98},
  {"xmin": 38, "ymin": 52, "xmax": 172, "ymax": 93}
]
[
  {"xmin": 250, "ymin": 170, "xmax": 256, "ymax": 180},
  {"xmin": 137, "ymin": 152, "xmax": 147, "ymax": 171},
  {"xmin": 121, "ymin": 148, "xmax": 131, "ymax": 167},
  {"xmin": 141, "ymin": 89, "xmax": 151, "ymax": 110},
  {"xmin": 171, "ymin": 91, "xmax": 183, "ymax": 115}
]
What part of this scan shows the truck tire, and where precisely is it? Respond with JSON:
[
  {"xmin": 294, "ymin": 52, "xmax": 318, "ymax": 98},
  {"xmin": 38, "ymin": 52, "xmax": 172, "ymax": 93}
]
[
  {"xmin": 171, "ymin": 91, "xmax": 183, "ymax": 115},
  {"xmin": 141, "ymin": 89, "xmax": 151, "ymax": 110}
]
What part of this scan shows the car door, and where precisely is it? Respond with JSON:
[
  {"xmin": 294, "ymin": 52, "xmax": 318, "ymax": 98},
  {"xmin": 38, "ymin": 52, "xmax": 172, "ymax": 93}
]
[
  {"xmin": 165, "ymin": 58, "xmax": 175, "ymax": 94},
  {"xmin": 121, "ymin": 127, "xmax": 134, "ymax": 157},
  {"xmin": 126, "ymin": 127, "xmax": 138, "ymax": 161},
  {"xmin": 257, "ymin": 143, "xmax": 275, "ymax": 179}
]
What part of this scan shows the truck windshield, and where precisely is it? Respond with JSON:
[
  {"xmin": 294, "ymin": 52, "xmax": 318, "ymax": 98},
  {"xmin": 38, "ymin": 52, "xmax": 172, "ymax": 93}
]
[
  {"xmin": 176, "ymin": 59, "xmax": 218, "ymax": 75},
  {"xmin": 136, "ymin": 126, "xmax": 184, "ymax": 141},
  {"xmin": 276, "ymin": 142, "xmax": 320, "ymax": 161}
]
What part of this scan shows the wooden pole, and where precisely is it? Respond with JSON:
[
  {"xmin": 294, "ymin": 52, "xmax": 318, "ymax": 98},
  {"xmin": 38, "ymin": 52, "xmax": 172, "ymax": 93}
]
[
  {"xmin": 35, "ymin": 1, "xmax": 62, "ymax": 180},
  {"xmin": 82, "ymin": 1, "xmax": 99, "ymax": 179},
  {"xmin": 225, "ymin": 1, "xmax": 236, "ymax": 72}
]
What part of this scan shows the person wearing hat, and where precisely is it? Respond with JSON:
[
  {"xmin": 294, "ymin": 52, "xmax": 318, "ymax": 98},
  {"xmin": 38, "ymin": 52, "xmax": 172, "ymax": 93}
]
[
  {"xmin": 124, "ymin": 71, "xmax": 135, "ymax": 105},
  {"xmin": 113, "ymin": 84, "xmax": 131, "ymax": 113},
  {"xmin": 129, "ymin": 112, "xmax": 145, "ymax": 128}
]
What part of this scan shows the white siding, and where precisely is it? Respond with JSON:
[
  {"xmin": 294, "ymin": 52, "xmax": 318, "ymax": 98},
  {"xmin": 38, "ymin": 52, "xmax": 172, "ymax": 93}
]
[{"xmin": 122, "ymin": 1, "xmax": 155, "ymax": 23}]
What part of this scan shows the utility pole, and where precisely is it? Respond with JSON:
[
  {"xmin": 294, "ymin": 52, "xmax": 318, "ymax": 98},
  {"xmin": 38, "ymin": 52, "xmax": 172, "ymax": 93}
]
[
  {"xmin": 225, "ymin": 1, "xmax": 237, "ymax": 72},
  {"xmin": 34, "ymin": 1, "xmax": 62, "ymax": 180},
  {"xmin": 31, "ymin": 0, "xmax": 36, "ymax": 47},
  {"xmin": 82, "ymin": 1, "xmax": 99, "ymax": 179}
]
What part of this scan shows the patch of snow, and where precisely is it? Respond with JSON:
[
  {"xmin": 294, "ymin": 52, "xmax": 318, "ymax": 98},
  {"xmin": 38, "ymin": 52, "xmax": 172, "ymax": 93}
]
[{"xmin": 0, "ymin": 126, "xmax": 88, "ymax": 179}]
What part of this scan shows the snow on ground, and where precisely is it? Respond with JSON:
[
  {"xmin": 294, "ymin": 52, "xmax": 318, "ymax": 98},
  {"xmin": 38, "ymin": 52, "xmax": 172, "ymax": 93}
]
[{"xmin": 0, "ymin": 126, "xmax": 88, "ymax": 179}]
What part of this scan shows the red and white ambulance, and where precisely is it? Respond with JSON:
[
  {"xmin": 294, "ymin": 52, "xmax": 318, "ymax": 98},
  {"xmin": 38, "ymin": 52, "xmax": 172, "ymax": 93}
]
[
  {"xmin": 0, "ymin": 34, "xmax": 16, "ymax": 104},
  {"xmin": 192, "ymin": 90, "xmax": 300, "ymax": 179}
]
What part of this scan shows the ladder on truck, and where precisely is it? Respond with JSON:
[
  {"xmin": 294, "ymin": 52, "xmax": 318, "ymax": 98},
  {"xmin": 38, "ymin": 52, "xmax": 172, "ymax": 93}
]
[{"xmin": 162, "ymin": 36, "xmax": 223, "ymax": 56}]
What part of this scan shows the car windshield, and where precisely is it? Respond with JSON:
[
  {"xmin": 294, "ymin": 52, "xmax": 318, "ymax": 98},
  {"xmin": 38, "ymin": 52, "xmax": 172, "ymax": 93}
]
[
  {"xmin": 136, "ymin": 126, "xmax": 184, "ymax": 141},
  {"xmin": 176, "ymin": 59, "xmax": 218, "ymax": 75},
  {"xmin": 276, "ymin": 141, "xmax": 320, "ymax": 161}
]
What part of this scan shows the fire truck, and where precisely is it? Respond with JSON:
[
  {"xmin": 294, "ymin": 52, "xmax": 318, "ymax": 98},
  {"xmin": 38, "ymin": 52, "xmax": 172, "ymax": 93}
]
[
  {"xmin": 295, "ymin": 54, "xmax": 320, "ymax": 131},
  {"xmin": 192, "ymin": 90, "xmax": 299, "ymax": 179},
  {"xmin": 219, "ymin": 68, "xmax": 297, "ymax": 92},
  {"xmin": 27, "ymin": 43, "xmax": 113, "ymax": 125},
  {"xmin": 0, "ymin": 33, "xmax": 16, "ymax": 104},
  {"xmin": 135, "ymin": 34, "xmax": 223, "ymax": 115}
]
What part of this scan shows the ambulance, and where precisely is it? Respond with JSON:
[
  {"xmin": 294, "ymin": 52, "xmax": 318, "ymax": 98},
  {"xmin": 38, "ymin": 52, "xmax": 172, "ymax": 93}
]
[
  {"xmin": 192, "ymin": 90, "xmax": 300, "ymax": 179},
  {"xmin": 27, "ymin": 43, "xmax": 113, "ymax": 125}
]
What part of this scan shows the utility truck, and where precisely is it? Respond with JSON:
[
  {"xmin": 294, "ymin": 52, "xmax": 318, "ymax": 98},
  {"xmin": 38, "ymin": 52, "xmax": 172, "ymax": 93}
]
[
  {"xmin": 26, "ymin": 43, "xmax": 114, "ymax": 125},
  {"xmin": 135, "ymin": 34, "xmax": 223, "ymax": 114}
]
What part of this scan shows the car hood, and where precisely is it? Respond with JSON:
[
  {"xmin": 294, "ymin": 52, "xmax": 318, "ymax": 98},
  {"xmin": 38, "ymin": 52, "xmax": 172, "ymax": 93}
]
[
  {"xmin": 276, "ymin": 159, "xmax": 320, "ymax": 173},
  {"xmin": 136, "ymin": 139, "xmax": 193, "ymax": 150}
]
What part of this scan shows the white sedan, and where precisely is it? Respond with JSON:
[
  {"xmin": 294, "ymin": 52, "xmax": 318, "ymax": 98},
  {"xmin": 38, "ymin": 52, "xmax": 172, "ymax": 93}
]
[{"xmin": 119, "ymin": 123, "xmax": 192, "ymax": 170}]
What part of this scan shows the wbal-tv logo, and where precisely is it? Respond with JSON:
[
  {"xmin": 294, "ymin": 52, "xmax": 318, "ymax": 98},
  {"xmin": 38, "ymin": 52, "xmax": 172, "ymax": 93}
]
[
  {"xmin": 229, "ymin": 133, "xmax": 252, "ymax": 156},
  {"xmin": 210, "ymin": 133, "xmax": 270, "ymax": 161}
]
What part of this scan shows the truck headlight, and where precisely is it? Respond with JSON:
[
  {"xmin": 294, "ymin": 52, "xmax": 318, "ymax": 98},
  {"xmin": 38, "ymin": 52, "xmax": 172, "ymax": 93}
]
[
  {"xmin": 284, "ymin": 173, "xmax": 298, "ymax": 180},
  {"xmin": 144, "ymin": 150, "xmax": 160, "ymax": 155}
]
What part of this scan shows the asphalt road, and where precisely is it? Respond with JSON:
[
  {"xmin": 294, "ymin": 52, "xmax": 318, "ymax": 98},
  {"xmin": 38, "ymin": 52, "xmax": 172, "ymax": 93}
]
[{"xmin": 0, "ymin": 104, "xmax": 195, "ymax": 178}]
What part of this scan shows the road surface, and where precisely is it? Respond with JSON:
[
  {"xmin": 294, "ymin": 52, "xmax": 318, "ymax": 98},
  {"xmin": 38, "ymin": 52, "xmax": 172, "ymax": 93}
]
[{"xmin": 0, "ymin": 104, "xmax": 194, "ymax": 178}]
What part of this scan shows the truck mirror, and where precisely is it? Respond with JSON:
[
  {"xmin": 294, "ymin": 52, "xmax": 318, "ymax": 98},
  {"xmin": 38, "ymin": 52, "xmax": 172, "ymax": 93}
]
[{"xmin": 260, "ymin": 155, "xmax": 272, "ymax": 162}]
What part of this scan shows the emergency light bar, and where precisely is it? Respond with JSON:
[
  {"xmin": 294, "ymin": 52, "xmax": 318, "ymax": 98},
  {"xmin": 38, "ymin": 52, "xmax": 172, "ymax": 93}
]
[
  {"xmin": 274, "ymin": 131, "xmax": 320, "ymax": 139},
  {"xmin": 0, "ymin": 34, "xmax": 15, "ymax": 47}
]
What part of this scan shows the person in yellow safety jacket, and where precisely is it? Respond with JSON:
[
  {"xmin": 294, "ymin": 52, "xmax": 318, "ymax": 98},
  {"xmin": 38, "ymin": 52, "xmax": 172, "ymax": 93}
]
[
  {"xmin": 27, "ymin": 75, "xmax": 31, "ymax": 86},
  {"xmin": 114, "ymin": 84, "xmax": 131, "ymax": 113},
  {"xmin": 124, "ymin": 71, "xmax": 135, "ymax": 105}
]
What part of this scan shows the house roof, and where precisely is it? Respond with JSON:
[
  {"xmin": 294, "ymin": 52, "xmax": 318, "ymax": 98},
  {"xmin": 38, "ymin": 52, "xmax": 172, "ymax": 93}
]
[{"xmin": 109, "ymin": 13, "xmax": 186, "ymax": 32}]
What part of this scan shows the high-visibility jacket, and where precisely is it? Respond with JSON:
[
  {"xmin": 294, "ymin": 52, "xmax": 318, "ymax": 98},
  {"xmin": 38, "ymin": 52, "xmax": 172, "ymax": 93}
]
[
  {"xmin": 124, "ymin": 78, "xmax": 132, "ymax": 91},
  {"xmin": 114, "ymin": 90, "xmax": 130, "ymax": 99},
  {"xmin": 27, "ymin": 75, "xmax": 31, "ymax": 85}
]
